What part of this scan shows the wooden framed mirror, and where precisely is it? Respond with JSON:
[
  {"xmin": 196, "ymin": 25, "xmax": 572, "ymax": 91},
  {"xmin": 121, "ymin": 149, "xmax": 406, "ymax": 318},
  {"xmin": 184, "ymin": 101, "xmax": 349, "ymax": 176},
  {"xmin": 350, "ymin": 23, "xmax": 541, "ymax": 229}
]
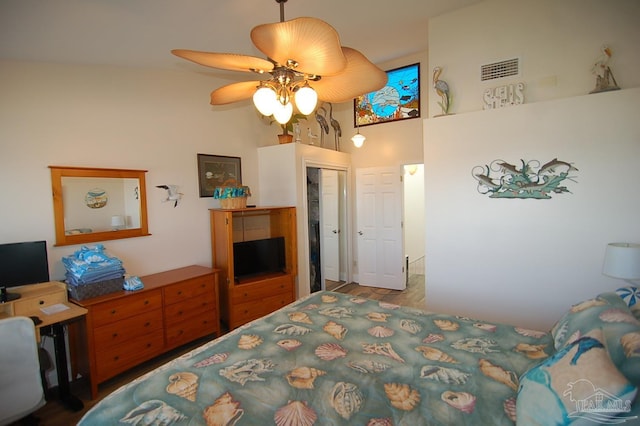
[{"xmin": 50, "ymin": 166, "xmax": 150, "ymax": 246}]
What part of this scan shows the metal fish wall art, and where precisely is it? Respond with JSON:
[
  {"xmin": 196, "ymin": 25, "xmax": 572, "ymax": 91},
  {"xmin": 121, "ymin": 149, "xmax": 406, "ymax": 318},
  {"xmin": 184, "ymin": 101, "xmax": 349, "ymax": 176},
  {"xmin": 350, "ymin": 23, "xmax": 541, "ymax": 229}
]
[{"xmin": 472, "ymin": 158, "xmax": 578, "ymax": 199}]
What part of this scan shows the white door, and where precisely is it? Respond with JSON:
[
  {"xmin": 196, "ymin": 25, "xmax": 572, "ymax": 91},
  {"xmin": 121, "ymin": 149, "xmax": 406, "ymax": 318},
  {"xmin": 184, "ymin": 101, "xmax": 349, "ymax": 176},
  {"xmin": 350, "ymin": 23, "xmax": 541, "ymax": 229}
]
[
  {"xmin": 356, "ymin": 167, "xmax": 405, "ymax": 290},
  {"xmin": 320, "ymin": 169, "xmax": 340, "ymax": 282}
]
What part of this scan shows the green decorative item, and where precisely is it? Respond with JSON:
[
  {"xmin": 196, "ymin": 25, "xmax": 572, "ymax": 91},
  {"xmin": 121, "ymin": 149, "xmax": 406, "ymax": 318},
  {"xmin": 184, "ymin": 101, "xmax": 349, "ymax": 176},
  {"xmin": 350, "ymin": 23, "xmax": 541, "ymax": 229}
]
[{"xmin": 472, "ymin": 158, "xmax": 578, "ymax": 199}]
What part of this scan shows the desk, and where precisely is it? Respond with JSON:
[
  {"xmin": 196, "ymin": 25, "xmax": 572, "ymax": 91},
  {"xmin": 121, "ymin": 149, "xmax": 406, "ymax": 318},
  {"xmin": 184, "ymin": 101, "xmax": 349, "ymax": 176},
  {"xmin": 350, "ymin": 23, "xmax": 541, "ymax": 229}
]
[{"xmin": 0, "ymin": 282, "xmax": 87, "ymax": 411}]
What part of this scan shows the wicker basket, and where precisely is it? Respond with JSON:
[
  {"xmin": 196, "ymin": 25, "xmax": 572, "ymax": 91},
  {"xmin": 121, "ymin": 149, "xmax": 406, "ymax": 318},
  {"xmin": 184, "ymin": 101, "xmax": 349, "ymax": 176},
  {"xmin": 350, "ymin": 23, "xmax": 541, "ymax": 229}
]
[
  {"xmin": 214, "ymin": 179, "xmax": 250, "ymax": 209},
  {"xmin": 67, "ymin": 277, "xmax": 124, "ymax": 301},
  {"xmin": 220, "ymin": 196, "xmax": 248, "ymax": 209}
]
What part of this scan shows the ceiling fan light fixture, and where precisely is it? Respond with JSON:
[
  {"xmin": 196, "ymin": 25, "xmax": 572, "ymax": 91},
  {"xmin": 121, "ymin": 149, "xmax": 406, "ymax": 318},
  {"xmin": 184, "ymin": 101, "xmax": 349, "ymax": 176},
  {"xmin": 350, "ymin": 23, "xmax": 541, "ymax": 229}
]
[
  {"xmin": 253, "ymin": 86, "xmax": 277, "ymax": 116},
  {"xmin": 273, "ymin": 101, "xmax": 293, "ymax": 125},
  {"xmin": 294, "ymin": 83, "xmax": 318, "ymax": 115}
]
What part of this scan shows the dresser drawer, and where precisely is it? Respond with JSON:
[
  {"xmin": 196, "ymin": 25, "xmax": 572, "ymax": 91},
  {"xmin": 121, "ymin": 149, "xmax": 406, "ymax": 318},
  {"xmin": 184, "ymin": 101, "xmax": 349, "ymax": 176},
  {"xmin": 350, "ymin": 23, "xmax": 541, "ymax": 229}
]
[
  {"xmin": 164, "ymin": 275, "xmax": 214, "ymax": 306},
  {"xmin": 164, "ymin": 292, "xmax": 216, "ymax": 322},
  {"xmin": 231, "ymin": 292, "xmax": 294, "ymax": 325},
  {"xmin": 166, "ymin": 314, "xmax": 217, "ymax": 349},
  {"xmin": 91, "ymin": 290, "xmax": 162, "ymax": 327},
  {"xmin": 231, "ymin": 275, "xmax": 293, "ymax": 305},
  {"xmin": 93, "ymin": 308, "xmax": 163, "ymax": 349},
  {"xmin": 95, "ymin": 329, "xmax": 164, "ymax": 381}
]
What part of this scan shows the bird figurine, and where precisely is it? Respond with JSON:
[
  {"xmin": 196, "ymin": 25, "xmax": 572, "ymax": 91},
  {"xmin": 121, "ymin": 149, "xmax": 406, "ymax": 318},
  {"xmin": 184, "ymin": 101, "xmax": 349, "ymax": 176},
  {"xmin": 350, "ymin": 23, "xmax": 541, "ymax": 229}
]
[
  {"xmin": 314, "ymin": 107, "xmax": 330, "ymax": 147},
  {"xmin": 432, "ymin": 66, "xmax": 451, "ymax": 116},
  {"xmin": 307, "ymin": 127, "xmax": 318, "ymax": 144},
  {"xmin": 590, "ymin": 44, "xmax": 620, "ymax": 93},
  {"xmin": 156, "ymin": 185, "xmax": 183, "ymax": 207},
  {"xmin": 326, "ymin": 103, "xmax": 342, "ymax": 151}
]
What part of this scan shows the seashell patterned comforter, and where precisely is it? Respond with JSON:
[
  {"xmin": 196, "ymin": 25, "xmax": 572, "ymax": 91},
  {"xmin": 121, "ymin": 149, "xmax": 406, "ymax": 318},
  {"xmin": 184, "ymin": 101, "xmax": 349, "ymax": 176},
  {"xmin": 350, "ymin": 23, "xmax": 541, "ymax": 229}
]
[{"xmin": 79, "ymin": 291, "xmax": 553, "ymax": 425}]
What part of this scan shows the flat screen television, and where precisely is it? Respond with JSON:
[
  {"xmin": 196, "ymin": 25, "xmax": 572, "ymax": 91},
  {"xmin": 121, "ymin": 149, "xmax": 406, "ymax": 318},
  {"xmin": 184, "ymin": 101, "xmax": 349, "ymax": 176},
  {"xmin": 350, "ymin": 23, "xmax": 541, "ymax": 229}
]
[
  {"xmin": 0, "ymin": 240, "xmax": 50, "ymax": 301},
  {"xmin": 233, "ymin": 237, "xmax": 285, "ymax": 282}
]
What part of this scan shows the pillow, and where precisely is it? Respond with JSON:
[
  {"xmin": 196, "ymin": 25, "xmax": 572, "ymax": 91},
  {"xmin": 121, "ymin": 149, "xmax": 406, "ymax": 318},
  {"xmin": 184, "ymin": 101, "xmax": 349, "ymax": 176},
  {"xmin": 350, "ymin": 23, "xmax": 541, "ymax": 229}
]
[
  {"xmin": 550, "ymin": 291, "xmax": 640, "ymax": 386},
  {"xmin": 616, "ymin": 286, "xmax": 640, "ymax": 320},
  {"xmin": 517, "ymin": 329, "xmax": 637, "ymax": 425}
]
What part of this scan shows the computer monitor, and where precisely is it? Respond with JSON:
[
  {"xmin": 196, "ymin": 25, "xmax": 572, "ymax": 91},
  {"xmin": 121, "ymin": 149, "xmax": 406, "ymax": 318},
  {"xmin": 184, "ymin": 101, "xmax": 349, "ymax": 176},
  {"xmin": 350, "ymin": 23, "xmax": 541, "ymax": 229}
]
[{"xmin": 0, "ymin": 240, "xmax": 50, "ymax": 302}]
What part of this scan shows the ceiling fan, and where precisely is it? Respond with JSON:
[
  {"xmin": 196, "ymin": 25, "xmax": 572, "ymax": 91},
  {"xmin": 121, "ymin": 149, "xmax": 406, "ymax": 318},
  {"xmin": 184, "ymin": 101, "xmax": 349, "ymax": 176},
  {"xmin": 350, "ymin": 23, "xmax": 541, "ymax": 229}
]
[{"xmin": 171, "ymin": 0, "xmax": 387, "ymax": 124}]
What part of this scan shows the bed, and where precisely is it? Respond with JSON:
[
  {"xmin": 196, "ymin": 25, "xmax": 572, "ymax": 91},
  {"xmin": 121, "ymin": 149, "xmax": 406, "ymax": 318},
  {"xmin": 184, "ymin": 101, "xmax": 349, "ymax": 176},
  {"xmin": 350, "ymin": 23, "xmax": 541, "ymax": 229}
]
[{"xmin": 79, "ymin": 287, "xmax": 640, "ymax": 425}]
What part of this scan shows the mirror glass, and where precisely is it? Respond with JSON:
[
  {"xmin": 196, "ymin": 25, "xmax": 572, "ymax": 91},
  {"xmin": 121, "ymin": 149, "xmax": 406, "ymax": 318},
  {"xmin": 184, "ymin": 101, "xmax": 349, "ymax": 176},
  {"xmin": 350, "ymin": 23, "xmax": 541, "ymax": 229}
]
[{"xmin": 50, "ymin": 166, "xmax": 150, "ymax": 246}]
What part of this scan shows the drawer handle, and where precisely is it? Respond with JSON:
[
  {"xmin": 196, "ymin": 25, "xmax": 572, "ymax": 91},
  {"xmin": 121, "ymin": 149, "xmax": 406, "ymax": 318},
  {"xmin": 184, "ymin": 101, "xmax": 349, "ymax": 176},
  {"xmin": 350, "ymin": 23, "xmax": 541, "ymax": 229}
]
[
  {"xmin": 111, "ymin": 309, "xmax": 117, "ymax": 315},
  {"xmin": 145, "ymin": 322, "xmax": 151, "ymax": 327},
  {"xmin": 144, "ymin": 300, "xmax": 149, "ymax": 305},
  {"xmin": 244, "ymin": 309, "xmax": 249, "ymax": 314},
  {"xmin": 178, "ymin": 330, "xmax": 184, "ymax": 335},
  {"xmin": 177, "ymin": 291, "xmax": 182, "ymax": 295},
  {"xmin": 244, "ymin": 292, "xmax": 248, "ymax": 297},
  {"xmin": 112, "ymin": 333, "xmax": 118, "ymax": 338},
  {"xmin": 146, "ymin": 343, "xmax": 152, "ymax": 348},
  {"xmin": 114, "ymin": 356, "xmax": 119, "ymax": 361}
]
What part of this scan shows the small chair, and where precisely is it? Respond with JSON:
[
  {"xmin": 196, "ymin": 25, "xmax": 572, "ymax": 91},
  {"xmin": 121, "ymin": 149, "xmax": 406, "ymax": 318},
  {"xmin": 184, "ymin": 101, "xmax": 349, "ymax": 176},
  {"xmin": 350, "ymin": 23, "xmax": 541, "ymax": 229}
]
[{"xmin": 0, "ymin": 317, "xmax": 46, "ymax": 426}]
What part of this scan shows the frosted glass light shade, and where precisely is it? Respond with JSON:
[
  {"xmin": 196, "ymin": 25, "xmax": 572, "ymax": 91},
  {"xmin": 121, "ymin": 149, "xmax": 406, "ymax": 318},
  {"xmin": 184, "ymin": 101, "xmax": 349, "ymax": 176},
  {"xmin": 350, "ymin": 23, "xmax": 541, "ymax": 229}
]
[
  {"xmin": 295, "ymin": 85, "xmax": 318, "ymax": 115},
  {"xmin": 351, "ymin": 133, "xmax": 366, "ymax": 148},
  {"xmin": 603, "ymin": 242, "xmax": 640, "ymax": 280},
  {"xmin": 273, "ymin": 101, "xmax": 293, "ymax": 124},
  {"xmin": 253, "ymin": 86, "xmax": 277, "ymax": 116}
]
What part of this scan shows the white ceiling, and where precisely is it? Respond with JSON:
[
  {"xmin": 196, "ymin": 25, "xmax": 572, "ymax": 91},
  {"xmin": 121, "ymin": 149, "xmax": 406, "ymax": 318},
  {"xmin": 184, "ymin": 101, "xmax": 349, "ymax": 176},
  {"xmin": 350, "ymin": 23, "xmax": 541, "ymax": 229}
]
[{"xmin": 0, "ymin": 0, "xmax": 482, "ymax": 71}]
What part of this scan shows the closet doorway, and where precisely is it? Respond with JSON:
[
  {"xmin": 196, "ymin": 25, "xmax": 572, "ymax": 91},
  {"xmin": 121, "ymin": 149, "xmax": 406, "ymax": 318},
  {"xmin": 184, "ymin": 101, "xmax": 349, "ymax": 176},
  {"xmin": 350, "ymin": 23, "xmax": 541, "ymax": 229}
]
[{"xmin": 307, "ymin": 167, "xmax": 348, "ymax": 293}]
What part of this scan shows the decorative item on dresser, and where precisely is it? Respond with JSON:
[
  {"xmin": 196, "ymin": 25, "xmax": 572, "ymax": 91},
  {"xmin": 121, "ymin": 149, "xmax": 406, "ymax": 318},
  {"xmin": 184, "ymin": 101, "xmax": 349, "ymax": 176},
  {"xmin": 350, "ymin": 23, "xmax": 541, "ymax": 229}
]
[
  {"xmin": 210, "ymin": 206, "xmax": 297, "ymax": 329},
  {"xmin": 69, "ymin": 265, "xmax": 219, "ymax": 399}
]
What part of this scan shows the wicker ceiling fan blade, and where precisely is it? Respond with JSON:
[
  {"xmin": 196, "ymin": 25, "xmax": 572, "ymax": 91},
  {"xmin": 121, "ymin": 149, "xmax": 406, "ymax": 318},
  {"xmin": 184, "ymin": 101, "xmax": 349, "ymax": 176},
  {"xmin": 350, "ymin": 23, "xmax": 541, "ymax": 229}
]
[
  {"xmin": 172, "ymin": 50, "xmax": 274, "ymax": 73},
  {"xmin": 312, "ymin": 47, "xmax": 387, "ymax": 103},
  {"xmin": 251, "ymin": 17, "xmax": 347, "ymax": 76},
  {"xmin": 210, "ymin": 81, "xmax": 262, "ymax": 105}
]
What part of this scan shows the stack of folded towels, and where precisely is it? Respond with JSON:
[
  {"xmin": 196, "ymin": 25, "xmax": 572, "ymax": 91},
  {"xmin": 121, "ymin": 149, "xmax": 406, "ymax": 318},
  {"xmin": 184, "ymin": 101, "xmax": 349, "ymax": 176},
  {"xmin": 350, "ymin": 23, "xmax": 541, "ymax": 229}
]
[{"xmin": 63, "ymin": 244, "xmax": 125, "ymax": 286}]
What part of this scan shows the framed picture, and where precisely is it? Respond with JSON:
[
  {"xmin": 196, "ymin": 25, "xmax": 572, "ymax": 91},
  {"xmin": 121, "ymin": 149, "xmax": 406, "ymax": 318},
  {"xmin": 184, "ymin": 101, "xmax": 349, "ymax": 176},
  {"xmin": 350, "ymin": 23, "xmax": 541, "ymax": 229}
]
[
  {"xmin": 354, "ymin": 62, "xmax": 421, "ymax": 127},
  {"xmin": 197, "ymin": 154, "xmax": 242, "ymax": 197}
]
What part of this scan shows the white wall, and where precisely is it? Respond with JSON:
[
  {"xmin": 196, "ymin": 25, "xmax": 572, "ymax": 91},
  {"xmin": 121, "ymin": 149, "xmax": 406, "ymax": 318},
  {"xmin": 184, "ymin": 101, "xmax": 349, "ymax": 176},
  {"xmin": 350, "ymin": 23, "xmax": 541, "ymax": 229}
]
[
  {"xmin": 424, "ymin": 88, "xmax": 640, "ymax": 330},
  {"xmin": 425, "ymin": 0, "xmax": 640, "ymax": 330},
  {"xmin": 424, "ymin": 0, "xmax": 640, "ymax": 330},
  {"xmin": 0, "ymin": 61, "xmax": 267, "ymax": 279},
  {"xmin": 403, "ymin": 164, "xmax": 425, "ymax": 267},
  {"xmin": 428, "ymin": 0, "xmax": 640, "ymax": 117}
]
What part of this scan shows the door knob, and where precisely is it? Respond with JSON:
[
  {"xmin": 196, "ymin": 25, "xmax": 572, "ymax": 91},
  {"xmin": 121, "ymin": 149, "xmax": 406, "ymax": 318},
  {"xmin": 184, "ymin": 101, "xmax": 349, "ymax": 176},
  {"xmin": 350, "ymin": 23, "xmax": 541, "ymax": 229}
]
[{"xmin": 358, "ymin": 231, "xmax": 363, "ymax": 235}]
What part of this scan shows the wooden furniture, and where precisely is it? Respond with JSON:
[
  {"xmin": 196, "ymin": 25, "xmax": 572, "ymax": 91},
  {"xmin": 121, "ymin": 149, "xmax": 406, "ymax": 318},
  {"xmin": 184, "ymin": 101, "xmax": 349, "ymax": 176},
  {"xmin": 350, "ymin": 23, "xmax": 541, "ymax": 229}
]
[
  {"xmin": 210, "ymin": 206, "xmax": 297, "ymax": 329},
  {"xmin": 0, "ymin": 282, "xmax": 88, "ymax": 411},
  {"xmin": 70, "ymin": 265, "xmax": 219, "ymax": 399}
]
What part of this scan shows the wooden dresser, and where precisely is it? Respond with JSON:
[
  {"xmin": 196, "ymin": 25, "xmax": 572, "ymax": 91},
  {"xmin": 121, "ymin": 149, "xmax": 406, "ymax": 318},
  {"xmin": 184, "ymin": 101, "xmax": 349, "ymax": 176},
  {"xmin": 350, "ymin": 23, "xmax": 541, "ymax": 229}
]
[{"xmin": 71, "ymin": 265, "xmax": 219, "ymax": 399}]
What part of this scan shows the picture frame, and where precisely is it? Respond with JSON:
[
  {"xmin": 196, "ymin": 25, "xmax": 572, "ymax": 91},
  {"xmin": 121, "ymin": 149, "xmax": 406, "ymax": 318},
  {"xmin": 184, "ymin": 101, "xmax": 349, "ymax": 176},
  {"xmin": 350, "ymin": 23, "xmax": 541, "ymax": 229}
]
[
  {"xmin": 354, "ymin": 62, "xmax": 421, "ymax": 127},
  {"xmin": 197, "ymin": 154, "xmax": 242, "ymax": 197}
]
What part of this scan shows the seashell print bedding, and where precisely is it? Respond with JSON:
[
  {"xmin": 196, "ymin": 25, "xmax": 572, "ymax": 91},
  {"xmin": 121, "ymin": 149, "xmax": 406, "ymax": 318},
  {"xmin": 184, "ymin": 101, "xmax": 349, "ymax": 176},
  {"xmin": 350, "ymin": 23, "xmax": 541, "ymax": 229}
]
[{"xmin": 79, "ymin": 291, "xmax": 553, "ymax": 425}]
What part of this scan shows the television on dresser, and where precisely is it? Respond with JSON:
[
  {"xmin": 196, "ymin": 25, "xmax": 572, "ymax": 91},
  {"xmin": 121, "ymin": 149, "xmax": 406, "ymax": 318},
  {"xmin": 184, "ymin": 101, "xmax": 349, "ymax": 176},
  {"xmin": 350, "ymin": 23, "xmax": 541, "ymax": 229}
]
[
  {"xmin": 0, "ymin": 240, "xmax": 50, "ymax": 301},
  {"xmin": 233, "ymin": 237, "xmax": 285, "ymax": 282}
]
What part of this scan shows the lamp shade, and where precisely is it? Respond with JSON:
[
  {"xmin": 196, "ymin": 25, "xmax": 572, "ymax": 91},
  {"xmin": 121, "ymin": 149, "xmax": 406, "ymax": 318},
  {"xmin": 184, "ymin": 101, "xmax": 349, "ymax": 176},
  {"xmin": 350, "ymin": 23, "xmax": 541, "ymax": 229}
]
[
  {"xmin": 111, "ymin": 215, "xmax": 125, "ymax": 228},
  {"xmin": 602, "ymin": 242, "xmax": 640, "ymax": 280},
  {"xmin": 351, "ymin": 133, "xmax": 365, "ymax": 148},
  {"xmin": 294, "ymin": 84, "xmax": 318, "ymax": 115},
  {"xmin": 272, "ymin": 101, "xmax": 293, "ymax": 125},
  {"xmin": 253, "ymin": 86, "xmax": 277, "ymax": 116}
]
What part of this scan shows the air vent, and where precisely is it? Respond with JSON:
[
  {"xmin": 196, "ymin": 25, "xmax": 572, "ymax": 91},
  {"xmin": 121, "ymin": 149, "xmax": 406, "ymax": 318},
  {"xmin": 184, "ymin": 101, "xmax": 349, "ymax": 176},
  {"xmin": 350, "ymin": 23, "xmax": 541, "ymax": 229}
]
[{"xmin": 481, "ymin": 58, "xmax": 519, "ymax": 81}]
